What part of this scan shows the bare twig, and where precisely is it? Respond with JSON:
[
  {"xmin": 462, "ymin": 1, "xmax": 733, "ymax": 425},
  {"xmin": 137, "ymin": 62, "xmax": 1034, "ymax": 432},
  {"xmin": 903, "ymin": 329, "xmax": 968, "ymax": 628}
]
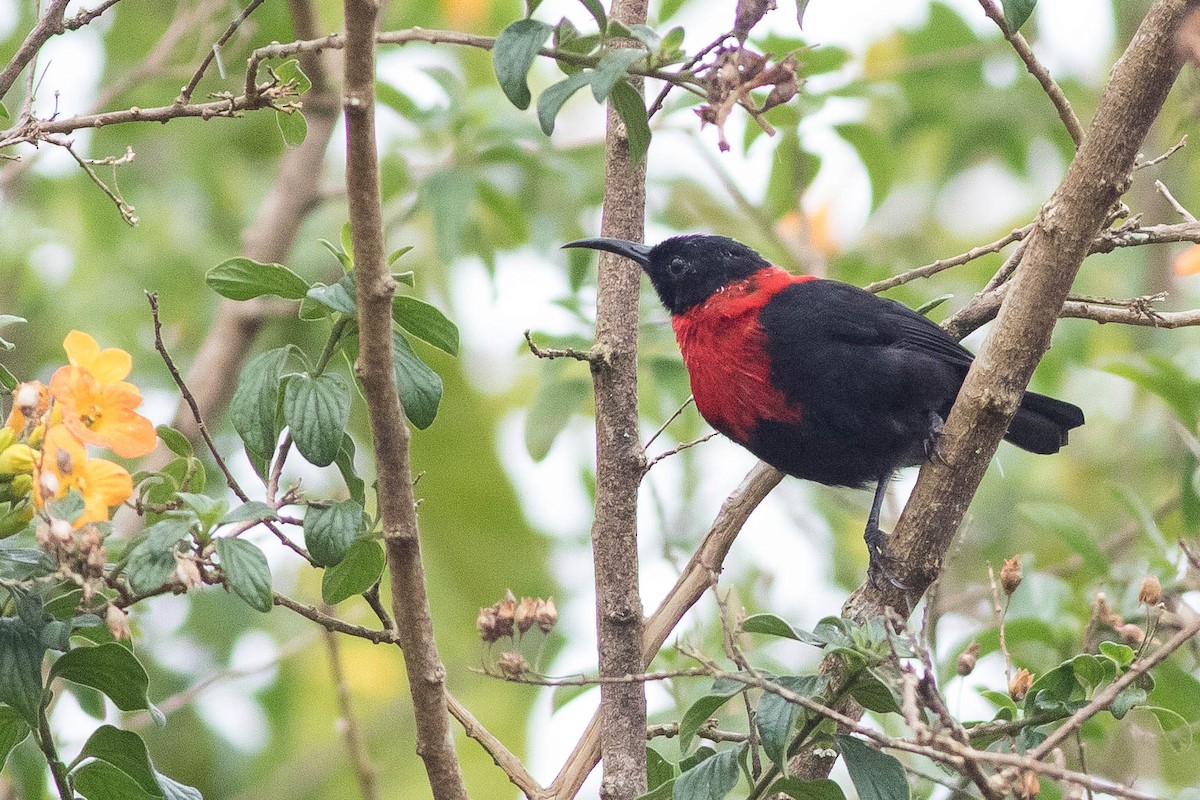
[
  {"xmin": 523, "ymin": 330, "xmax": 600, "ymax": 362},
  {"xmin": 1154, "ymin": 179, "xmax": 1197, "ymax": 222},
  {"xmin": 0, "ymin": 0, "xmax": 70, "ymax": 103},
  {"xmin": 976, "ymin": 0, "xmax": 1086, "ymax": 146},
  {"xmin": 1135, "ymin": 134, "xmax": 1187, "ymax": 169},
  {"xmin": 642, "ymin": 395, "xmax": 694, "ymax": 450},
  {"xmin": 179, "ymin": 0, "xmax": 268, "ymax": 103},
  {"xmin": 644, "ymin": 432, "xmax": 718, "ymax": 471},
  {"xmin": 864, "ymin": 225, "xmax": 1032, "ymax": 294},
  {"xmin": 447, "ymin": 694, "xmax": 543, "ymax": 798},
  {"xmin": 341, "ymin": 1, "xmax": 466, "ymax": 796},
  {"xmin": 272, "ymin": 593, "xmax": 398, "ymax": 644},
  {"xmin": 52, "ymin": 136, "xmax": 138, "ymax": 225},
  {"xmin": 323, "ymin": 621, "xmax": 380, "ymax": 800}
]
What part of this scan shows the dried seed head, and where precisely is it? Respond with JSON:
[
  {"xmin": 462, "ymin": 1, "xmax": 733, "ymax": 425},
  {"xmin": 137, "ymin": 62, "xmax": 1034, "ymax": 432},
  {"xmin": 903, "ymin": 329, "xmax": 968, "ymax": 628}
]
[
  {"xmin": 1138, "ymin": 575, "xmax": 1162, "ymax": 607},
  {"xmin": 174, "ymin": 555, "xmax": 202, "ymax": 588},
  {"xmin": 956, "ymin": 641, "xmax": 981, "ymax": 676},
  {"xmin": 536, "ymin": 597, "xmax": 558, "ymax": 633},
  {"xmin": 477, "ymin": 607, "xmax": 501, "ymax": 643},
  {"xmin": 515, "ymin": 596, "xmax": 539, "ymax": 635},
  {"xmin": 497, "ymin": 650, "xmax": 530, "ymax": 678},
  {"xmin": 1016, "ymin": 769, "xmax": 1040, "ymax": 799},
  {"xmin": 106, "ymin": 604, "xmax": 130, "ymax": 640},
  {"xmin": 1000, "ymin": 556, "xmax": 1023, "ymax": 596},
  {"xmin": 1118, "ymin": 623, "xmax": 1145, "ymax": 646},
  {"xmin": 1008, "ymin": 668, "xmax": 1034, "ymax": 701},
  {"xmin": 1094, "ymin": 592, "xmax": 1123, "ymax": 627},
  {"xmin": 494, "ymin": 590, "xmax": 517, "ymax": 639}
]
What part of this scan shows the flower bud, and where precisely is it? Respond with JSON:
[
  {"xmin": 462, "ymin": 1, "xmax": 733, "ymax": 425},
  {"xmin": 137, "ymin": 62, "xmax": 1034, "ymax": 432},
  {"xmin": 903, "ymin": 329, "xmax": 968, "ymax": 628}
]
[
  {"xmin": 477, "ymin": 606, "xmax": 501, "ymax": 643},
  {"xmin": 0, "ymin": 444, "xmax": 35, "ymax": 476},
  {"xmin": 174, "ymin": 555, "xmax": 202, "ymax": 588},
  {"xmin": 1138, "ymin": 575, "xmax": 1162, "ymax": 607},
  {"xmin": 0, "ymin": 503, "xmax": 33, "ymax": 539},
  {"xmin": 1016, "ymin": 770, "xmax": 1040, "ymax": 799},
  {"xmin": 497, "ymin": 650, "xmax": 530, "ymax": 678},
  {"xmin": 9, "ymin": 474, "xmax": 32, "ymax": 499},
  {"xmin": 956, "ymin": 641, "xmax": 980, "ymax": 676},
  {"xmin": 536, "ymin": 597, "xmax": 558, "ymax": 633},
  {"xmin": 1009, "ymin": 668, "xmax": 1034, "ymax": 702},
  {"xmin": 106, "ymin": 604, "xmax": 131, "ymax": 640},
  {"xmin": 0, "ymin": 427, "xmax": 15, "ymax": 453},
  {"xmin": 1118, "ymin": 623, "xmax": 1145, "ymax": 645},
  {"xmin": 1000, "ymin": 556, "xmax": 1022, "ymax": 596},
  {"xmin": 494, "ymin": 590, "xmax": 516, "ymax": 639},
  {"xmin": 515, "ymin": 597, "xmax": 539, "ymax": 635},
  {"xmin": 14, "ymin": 383, "xmax": 41, "ymax": 416}
]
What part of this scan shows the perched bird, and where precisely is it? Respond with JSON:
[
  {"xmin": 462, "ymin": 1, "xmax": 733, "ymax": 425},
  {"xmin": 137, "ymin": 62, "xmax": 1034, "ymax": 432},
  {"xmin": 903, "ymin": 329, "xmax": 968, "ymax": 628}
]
[{"xmin": 564, "ymin": 234, "xmax": 1084, "ymax": 586}]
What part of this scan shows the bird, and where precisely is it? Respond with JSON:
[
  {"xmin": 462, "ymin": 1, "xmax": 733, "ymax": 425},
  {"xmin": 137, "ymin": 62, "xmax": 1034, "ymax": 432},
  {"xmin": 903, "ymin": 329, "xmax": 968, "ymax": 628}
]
[{"xmin": 563, "ymin": 233, "xmax": 1084, "ymax": 587}]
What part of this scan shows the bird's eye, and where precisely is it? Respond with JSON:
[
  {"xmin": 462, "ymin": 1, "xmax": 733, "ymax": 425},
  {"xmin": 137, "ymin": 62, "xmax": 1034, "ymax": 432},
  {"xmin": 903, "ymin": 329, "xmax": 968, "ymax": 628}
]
[{"xmin": 668, "ymin": 257, "xmax": 687, "ymax": 276}]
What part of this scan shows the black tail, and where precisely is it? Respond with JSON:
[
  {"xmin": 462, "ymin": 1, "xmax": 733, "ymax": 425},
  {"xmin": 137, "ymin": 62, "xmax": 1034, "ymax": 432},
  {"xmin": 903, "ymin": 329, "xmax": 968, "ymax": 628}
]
[{"xmin": 1003, "ymin": 391, "xmax": 1085, "ymax": 455}]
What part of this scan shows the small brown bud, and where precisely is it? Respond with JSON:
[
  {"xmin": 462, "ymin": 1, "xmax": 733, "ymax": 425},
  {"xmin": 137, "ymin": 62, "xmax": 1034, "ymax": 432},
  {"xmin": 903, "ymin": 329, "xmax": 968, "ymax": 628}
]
[
  {"xmin": 1000, "ymin": 556, "xmax": 1023, "ymax": 596},
  {"xmin": 1138, "ymin": 575, "xmax": 1162, "ymax": 607},
  {"xmin": 106, "ymin": 604, "xmax": 130, "ymax": 640},
  {"xmin": 1009, "ymin": 668, "xmax": 1034, "ymax": 702},
  {"xmin": 494, "ymin": 590, "xmax": 516, "ymax": 639},
  {"xmin": 515, "ymin": 596, "xmax": 539, "ymax": 635},
  {"xmin": 1117, "ymin": 623, "xmax": 1145, "ymax": 646},
  {"xmin": 174, "ymin": 555, "xmax": 202, "ymax": 588},
  {"xmin": 497, "ymin": 650, "xmax": 529, "ymax": 678},
  {"xmin": 536, "ymin": 597, "xmax": 558, "ymax": 633},
  {"xmin": 476, "ymin": 607, "xmax": 500, "ymax": 643},
  {"xmin": 1094, "ymin": 592, "xmax": 1123, "ymax": 628},
  {"xmin": 956, "ymin": 641, "xmax": 981, "ymax": 676},
  {"xmin": 1015, "ymin": 769, "xmax": 1040, "ymax": 798}
]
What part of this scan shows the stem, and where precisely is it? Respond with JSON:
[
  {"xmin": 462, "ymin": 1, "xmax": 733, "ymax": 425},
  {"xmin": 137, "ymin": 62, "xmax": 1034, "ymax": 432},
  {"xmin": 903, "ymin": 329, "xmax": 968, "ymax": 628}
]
[{"xmin": 36, "ymin": 703, "xmax": 71, "ymax": 799}]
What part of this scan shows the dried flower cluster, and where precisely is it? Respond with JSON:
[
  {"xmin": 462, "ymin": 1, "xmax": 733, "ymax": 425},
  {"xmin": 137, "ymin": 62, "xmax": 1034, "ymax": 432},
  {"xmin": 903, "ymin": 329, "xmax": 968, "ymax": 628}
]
[
  {"xmin": 477, "ymin": 589, "xmax": 557, "ymax": 644},
  {"xmin": 1094, "ymin": 590, "xmax": 1150, "ymax": 646},
  {"xmin": 697, "ymin": 47, "xmax": 798, "ymax": 151},
  {"xmin": 999, "ymin": 556, "xmax": 1023, "ymax": 596}
]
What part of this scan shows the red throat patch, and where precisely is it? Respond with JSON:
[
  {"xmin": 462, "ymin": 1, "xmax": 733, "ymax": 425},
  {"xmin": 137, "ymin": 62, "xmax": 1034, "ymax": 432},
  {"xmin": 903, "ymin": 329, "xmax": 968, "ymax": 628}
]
[{"xmin": 671, "ymin": 268, "xmax": 813, "ymax": 443}]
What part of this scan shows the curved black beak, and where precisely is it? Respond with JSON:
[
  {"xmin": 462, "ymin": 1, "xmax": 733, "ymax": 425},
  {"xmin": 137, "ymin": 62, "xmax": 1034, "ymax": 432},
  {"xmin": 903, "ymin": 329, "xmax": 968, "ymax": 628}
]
[{"xmin": 562, "ymin": 237, "xmax": 653, "ymax": 268}]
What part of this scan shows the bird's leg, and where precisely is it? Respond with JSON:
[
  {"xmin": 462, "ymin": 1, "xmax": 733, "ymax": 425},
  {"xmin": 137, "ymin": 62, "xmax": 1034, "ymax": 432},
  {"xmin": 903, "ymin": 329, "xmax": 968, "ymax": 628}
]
[{"xmin": 864, "ymin": 469, "xmax": 906, "ymax": 590}]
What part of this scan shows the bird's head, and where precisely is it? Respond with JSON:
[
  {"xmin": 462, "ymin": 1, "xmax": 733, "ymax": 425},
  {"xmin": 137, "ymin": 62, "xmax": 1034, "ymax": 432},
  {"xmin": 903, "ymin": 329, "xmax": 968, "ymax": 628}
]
[{"xmin": 563, "ymin": 234, "xmax": 771, "ymax": 315}]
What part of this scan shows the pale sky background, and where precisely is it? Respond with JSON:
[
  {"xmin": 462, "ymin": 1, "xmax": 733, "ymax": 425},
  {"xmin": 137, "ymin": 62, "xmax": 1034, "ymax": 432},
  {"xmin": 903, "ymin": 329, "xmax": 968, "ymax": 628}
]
[{"xmin": 0, "ymin": 0, "xmax": 1125, "ymax": 795}]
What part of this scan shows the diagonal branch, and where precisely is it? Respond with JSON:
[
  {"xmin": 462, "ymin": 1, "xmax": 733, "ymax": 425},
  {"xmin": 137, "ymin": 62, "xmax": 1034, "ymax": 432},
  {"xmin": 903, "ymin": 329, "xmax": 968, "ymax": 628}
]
[{"xmin": 0, "ymin": 0, "xmax": 70, "ymax": 103}]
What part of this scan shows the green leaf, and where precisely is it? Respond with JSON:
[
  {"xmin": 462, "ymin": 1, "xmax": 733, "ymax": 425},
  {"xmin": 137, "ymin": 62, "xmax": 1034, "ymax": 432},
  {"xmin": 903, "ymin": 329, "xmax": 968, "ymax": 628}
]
[
  {"xmin": 1141, "ymin": 705, "xmax": 1192, "ymax": 753},
  {"xmin": 538, "ymin": 71, "xmax": 594, "ymax": 135},
  {"xmin": 389, "ymin": 246, "xmax": 415, "ymax": 267},
  {"xmin": 220, "ymin": 501, "xmax": 277, "ymax": 526},
  {"xmin": 757, "ymin": 675, "xmax": 826, "ymax": 768},
  {"xmin": 75, "ymin": 726, "xmax": 161, "ymax": 796},
  {"xmin": 1001, "ymin": 0, "xmax": 1036, "ymax": 31},
  {"xmin": 578, "ymin": 0, "xmax": 607, "ymax": 30},
  {"xmin": 318, "ymin": 238, "xmax": 353, "ymax": 272},
  {"xmin": 610, "ymin": 80, "xmax": 651, "ymax": 164},
  {"xmin": 206, "ymin": 257, "xmax": 309, "ymax": 301},
  {"xmin": 230, "ymin": 347, "xmax": 290, "ymax": 459},
  {"xmin": 215, "ymin": 538, "xmax": 273, "ymax": 613},
  {"xmin": 393, "ymin": 295, "xmax": 459, "ymax": 356},
  {"xmin": 321, "ymin": 538, "xmax": 385, "ymax": 605},
  {"xmin": 334, "ymin": 434, "xmax": 366, "ymax": 506},
  {"xmin": 307, "ymin": 275, "xmax": 357, "ymax": 315},
  {"xmin": 0, "ymin": 618, "xmax": 45, "ymax": 725},
  {"xmin": 591, "ymin": 48, "xmax": 645, "ymax": 101},
  {"xmin": 274, "ymin": 58, "xmax": 312, "ymax": 94},
  {"xmin": 154, "ymin": 425, "xmax": 192, "ymax": 458},
  {"xmin": 767, "ymin": 777, "xmax": 848, "ymax": 800},
  {"xmin": 525, "ymin": 376, "xmax": 591, "ymax": 461},
  {"xmin": 1025, "ymin": 662, "xmax": 1081, "ymax": 714},
  {"xmin": 341, "ymin": 222, "xmax": 354, "ymax": 261},
  {"xmin": 0, "ymin": 102, "xmax": 8, "ymax": 122},
  {"xmin": 0, "ymin": 363, "xmax": 17, "ymax": 391},
  {"xmin": 851, "ymin": 672, "xmax": 901, "ymax": 715},
  {"xmin": 636, "ymin": 778, "xmax": 676, "ymax": 800},
  {"xmin": 1112, "ymin": 683, "xmax": 1148, "ymax": 720},
  {"xmin": 1068, "ymin": 654, "xmax": 1107, "ymax": 690},
  {"xmin": 679, "ymin": 678, "xmax": 746, "ymax": 752},
  {"xmin": 283, "ymin": 372, "xmax": 353, "ymax": 467},
  {"xmin": 978, "ymin": 688, "xmax": 1018, "ymax": 719},
  {"xmin": 672, "ymin": 742, "xmax": 744, "ymax": 800},
  {"xmin": 275, "ymin": 109, "xmax": 308, "ymax": 147},
  {"xmin": 124, "ymin": 519, "xmax": 191, "ymax": 594},
  {"xmin": 304, "ymin": 500, "xmax": 365, "ymax": 567},
  {"xmin": 0, "ymin": 315, "xmax": 25, "ymax": 350},
  {"xmin": 50, "ymin": 644, "xmax": 159, "ymax": 720},
  {"xmin": 837, "ymin": 735, "xmax": 910, "ymax": 800},
  {"xmin": 393, "ymin": 331, "xmax": 444, "ymax": 430},
  {"xmin": 1099, "ymin": 641, "xmax": 1136, "ymax": 669},
  {"xmin": 176, "ymin": 492, "xmax": 228, "ymax": 531},
  {"xmin": 0, "ymin": 703, "xmax": 30, "ymax": 766},
  {"xmin": 156, "ymin": 772, "xmax": 202, "ymax": 800},
  {"xmin": 493, "ymin": 19, "xmax": 553, "ymax": 109},
  {"xmin": 646, "ymin": 746, "xmax": 676, "ymax": 791},
  {"xmin": 73, "ymin": 759, "xmax": 161, "ymax": 800},
  {"xmin": 914, "ymin": 294, "xmax": 953, "ymax": 317},
  {"xmin": 742, "ymin": 613, "xmax": 826, "ymax": 646}
]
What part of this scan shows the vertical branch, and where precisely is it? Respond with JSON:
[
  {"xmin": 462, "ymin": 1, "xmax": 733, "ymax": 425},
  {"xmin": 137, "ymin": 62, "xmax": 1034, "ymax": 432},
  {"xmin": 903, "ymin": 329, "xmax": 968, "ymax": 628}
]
[
  {"xmin": 322, "ymin": 624, "xmax": 380, "ymax": 800},
  {"xmin": 341, "ymin": 1, "xmax": 467, "ymax": 799},
  {"xmin": 589, "ymin": 0, "xmax": 650, "ymax": 797}
]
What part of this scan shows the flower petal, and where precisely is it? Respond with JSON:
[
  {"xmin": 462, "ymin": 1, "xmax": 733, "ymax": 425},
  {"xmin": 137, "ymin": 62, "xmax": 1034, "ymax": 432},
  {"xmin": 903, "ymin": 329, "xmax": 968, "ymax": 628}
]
[
  {"xmin": 63, "ymin": 330, "xmax": 132, "ymax": 383},
  {"xmin": 78, "ymin": 458, "xmax": 133, "ymax": 523}
]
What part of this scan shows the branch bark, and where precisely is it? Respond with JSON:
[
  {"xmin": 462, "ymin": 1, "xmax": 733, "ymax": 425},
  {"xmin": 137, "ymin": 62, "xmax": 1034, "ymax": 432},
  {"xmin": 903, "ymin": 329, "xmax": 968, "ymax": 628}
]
[
  {"xmin": 793, "ymin": 0, "xmax": 1193, "ymax": 780},
  {"xmin": 0, "ymin": 0, "xmax": 70, "ymax": 104},
  {"xmin": 342, "ymin": 1, "xmax": 466, "ymax": 798},
  {"xmin": 588, "ymin": 1, "xmax": 650, "ymax": 797}
]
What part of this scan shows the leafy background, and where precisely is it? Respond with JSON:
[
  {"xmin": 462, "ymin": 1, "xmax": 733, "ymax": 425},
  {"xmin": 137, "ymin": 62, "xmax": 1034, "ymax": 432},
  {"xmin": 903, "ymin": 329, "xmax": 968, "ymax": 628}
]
[{"xmin": 2, "ymin": 0, "xmax": 1200, "ymax": 797}]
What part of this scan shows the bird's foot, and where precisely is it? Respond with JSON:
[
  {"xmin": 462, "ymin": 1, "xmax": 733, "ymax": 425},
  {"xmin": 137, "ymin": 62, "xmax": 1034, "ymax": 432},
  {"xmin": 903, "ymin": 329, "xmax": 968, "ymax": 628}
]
[
  {"xmin": 865, "ymin": 526, "xmax": 907, "ymax": 590},
  {"xmin": 924, "ymin": 413, "xmax": 948, "ymax": 466}
]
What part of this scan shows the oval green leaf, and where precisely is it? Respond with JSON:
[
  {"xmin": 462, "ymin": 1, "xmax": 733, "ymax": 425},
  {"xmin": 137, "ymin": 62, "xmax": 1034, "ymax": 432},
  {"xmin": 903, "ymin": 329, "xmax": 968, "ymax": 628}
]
[
  {"xmin": 284, "ymin": 371, "xmax": 352, "ymax": 467},
  {"xmin": 537, "ymin": 71, "xmax": 594, "ymax": 135},
  {"xmin": 493, "ymin": 19, "xmax": 552, "ymax": 109},
  {"xmin": 206, "ymin": 257, "xmax": 310, "ymax": 301},
  {"xmin": 837, "ymin": 735, "xmax": 910, "ymax": 800},
  {"xmin": 304, "ymin": 499, "xmax": 365, "ymax": 567},
  {"xmin": 393, "ymin": 295, "xmax": 459, "ymax": 356},
  {"xmin": 0, "ymin": 619, "xmax": 44, "ymax": 725},
  {"xmin": 50, "ymin": 643, "xmax": 156, "ymax": 717},
  {"xmin": 672, "ymin": 742, "xmax": 744, "ymax": 800},
  {"xmin": 610, "ymin": 80, "xmax": 650, "ymax": 164},
  {"xmin": 215, "ymin": 538, "xmax": 273, "ymax": 613},
  {"xmin": 230, "ymin": 347, "xmax": 290, "ymax": 459},
  {"xmin": 321, "ymin": 538, "xmax": 385, "ymax": 605},
  {"xmin": 393, "ymin": 331, "xmax": 443, "ymax": 430}
]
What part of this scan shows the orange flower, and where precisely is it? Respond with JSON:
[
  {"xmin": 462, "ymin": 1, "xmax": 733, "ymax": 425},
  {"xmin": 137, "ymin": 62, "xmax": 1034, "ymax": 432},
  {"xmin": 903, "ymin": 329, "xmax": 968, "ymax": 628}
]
[
  {"xmin": 1174, "ymin": 245, "xmax": 1200, "ymax": 276},
  {"xmin": 34, "ymin": 425, "xmax": 132, "ymax": 525},
  {"xmin": 62, "ymin": 330, "xmax": 133, "ymax": 384},
  {"xmin": 49, "ymin": 366, "xmax": 156, "ymax": 458}
]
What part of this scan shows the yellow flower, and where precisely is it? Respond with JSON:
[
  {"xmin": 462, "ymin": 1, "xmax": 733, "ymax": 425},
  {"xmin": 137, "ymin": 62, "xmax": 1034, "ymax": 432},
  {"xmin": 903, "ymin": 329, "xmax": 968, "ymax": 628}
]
[
  {"xmin": 33, "ymin": 425, "xmax": 132, "ymax": 525},
  {"xmin": 49, "ymin": 366, "xmax": 156, "ymax": 458},
  {"xmin": 63, "ymin": 330, "xmax": 133, "ymax": 384}
]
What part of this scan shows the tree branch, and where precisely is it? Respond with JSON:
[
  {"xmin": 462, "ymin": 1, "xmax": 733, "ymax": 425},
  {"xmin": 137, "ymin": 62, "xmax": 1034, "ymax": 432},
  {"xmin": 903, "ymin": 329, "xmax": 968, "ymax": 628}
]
[
  {"xmin": 341, "ymin": 1, "xmax": 466, "ymax": 797},
  {"xmin": 0, "ymin": 0, "xmax": 70, "ymax": 104}
]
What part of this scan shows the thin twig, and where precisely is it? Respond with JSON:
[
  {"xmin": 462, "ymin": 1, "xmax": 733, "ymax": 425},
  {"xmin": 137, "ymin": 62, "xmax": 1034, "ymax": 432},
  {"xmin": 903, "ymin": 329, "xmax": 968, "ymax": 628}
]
[
  {"xmin": 323, "ymin": 619, "xmax": 380, "ymax": 800},
  {"xmin": 643, "ymin": 395, "xmax": 694, "ymax": 449},
  {"xmin": 272, "ymin": 593, "xmax": 399, "ymax": 644},
  {"xmin": 523, "ymin": 330, "xmax": 599, "ymax": 362},
  {"xmin": 644, "ymin": 432, "xmax": 718, "ymax": 471},
  {"xmin": 865, "ymin": 225, "xmax": 1032, "ymax": 294},
  {"xmin": 446, "ymin": 693, "xmax": 543, "ymax": 798},
  {"xmin": 1135, "ymin": 134, "xmax": 1187, "ymax": 169},
  {"xmin": 1154, "ymin": 179, "xmax": 1197, "ymax": 222},
  {"xmin": 52, "ymin": 135, "xmax": 137, "ymax": 225},
  {"xmin": 0, "ymin": 0, "xmax": 70, "ymax": 103},
  {"xmin": 179, "ymin": 0, "xmax": 268, "ymax": 103}
]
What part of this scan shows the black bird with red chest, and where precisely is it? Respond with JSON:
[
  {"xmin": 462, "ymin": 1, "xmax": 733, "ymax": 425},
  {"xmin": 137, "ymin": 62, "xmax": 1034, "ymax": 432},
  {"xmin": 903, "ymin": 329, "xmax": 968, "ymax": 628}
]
[{"xmin": 564, "ymin": 234, "xmax": 1084, "ymax": 586}]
